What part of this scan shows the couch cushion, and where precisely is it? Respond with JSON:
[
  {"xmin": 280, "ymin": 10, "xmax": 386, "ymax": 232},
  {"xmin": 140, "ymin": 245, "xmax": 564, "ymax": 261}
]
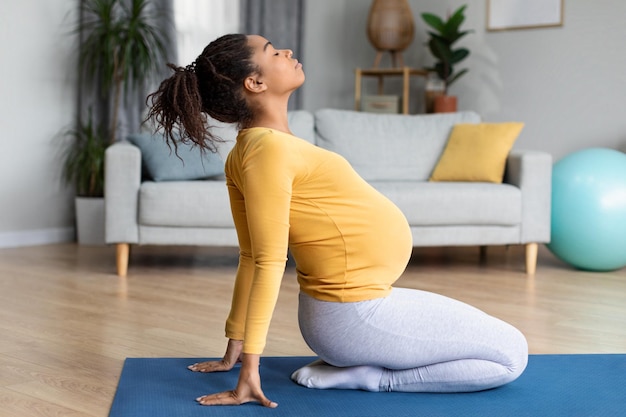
[
  {"xmin": 209, "ymin": 110, "xmax": 316, "ymax": 160},
  {"xmin": 139, "ymin": 181, "xmax": 233, "ymax": 228},
  {"xmin": 288, "ymin": 110, "xmax": 316, "ymax": 144},
  {"xmin": 314, "ymin": 109, "xmax": 481, "ymax": 181},
  {"xmin": 370, "ymin": 181, "xmax": 522, "ymax": 226},
  {"xmin": 127, "ymin": 132, "xmax": 224, "ymax": 181},
  {"xmin": 430, "ymin": 122, "xmax": 524, "ymax": 183}
]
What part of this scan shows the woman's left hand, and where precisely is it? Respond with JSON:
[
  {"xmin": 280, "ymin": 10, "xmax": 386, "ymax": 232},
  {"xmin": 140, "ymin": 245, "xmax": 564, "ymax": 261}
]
[
  {"xmin": 195, "ymin": 353, "xmax": 278, "ymax": 408},
  {"xmin": 188, "ymin": 338, "xmax": 242, "ymax": 373}
]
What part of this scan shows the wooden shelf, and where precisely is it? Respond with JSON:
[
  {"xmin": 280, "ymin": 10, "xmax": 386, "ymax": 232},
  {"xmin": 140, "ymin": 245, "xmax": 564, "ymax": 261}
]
[{"xmin": 355, "ymin": 67, "xmax": 428, "ymax": 115}]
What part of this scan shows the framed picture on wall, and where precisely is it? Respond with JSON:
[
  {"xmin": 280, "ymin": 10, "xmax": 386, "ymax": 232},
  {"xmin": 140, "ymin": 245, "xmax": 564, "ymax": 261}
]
[{"xmin": 487, "ymin": 0, "xmax": 564, "ymax": 31}]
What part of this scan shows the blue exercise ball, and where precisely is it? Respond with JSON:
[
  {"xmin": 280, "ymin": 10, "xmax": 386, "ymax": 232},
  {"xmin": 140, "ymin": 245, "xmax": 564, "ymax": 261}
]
[{"xmin": 547, "ymin": 148, "xmax": 626, "ymax": 272}]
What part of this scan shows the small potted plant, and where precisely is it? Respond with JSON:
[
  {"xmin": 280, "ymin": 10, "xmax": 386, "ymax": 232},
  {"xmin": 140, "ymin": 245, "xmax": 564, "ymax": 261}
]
[
  {"xmin": 421, "ymin": 5, "xmax": 472, "ymax": 112},
  {"xmin": 61, "ymin": 115, "xmax": 108, "ymax": 244},
  {"xmin": 62, "ymin": 0, "xmax": 169, "ymax": 244}
]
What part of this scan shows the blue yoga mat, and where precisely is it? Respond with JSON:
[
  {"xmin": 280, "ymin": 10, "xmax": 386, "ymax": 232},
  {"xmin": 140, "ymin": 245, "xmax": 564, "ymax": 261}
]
[{"xmin": 109, "ymin": 355, "xmax": 626, "ymax": 417}]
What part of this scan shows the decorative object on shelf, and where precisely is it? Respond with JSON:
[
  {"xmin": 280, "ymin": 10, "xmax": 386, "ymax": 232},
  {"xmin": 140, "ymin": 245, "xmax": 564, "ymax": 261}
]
[
  {"xmin": 487, "ymin": 0, "xmax": 564, "ymax": 31},
  {"xmin": 421, "ymin": 5, "xmax": 472, "ymax": 113},
  {"xmin": 61, "ymin": 0, "xmax": 170, "ymax": 245},
  {"xmin": 433, "ymin": 95, "xmax": 458, "ymax": 113},
  {"xmin": 366, "ymin": 0, "xmax": 415, "ymax": 67},
  {"xmin": 547, "ymin": 148, "xmax": 626, "ymax": 272},
  {"xmin": 424, "ymin": 72, "xmax": 446, "ymax": 113},
  {"xmin": 361, "ymin": 95, "xmax": 400, "ymax": 114}
]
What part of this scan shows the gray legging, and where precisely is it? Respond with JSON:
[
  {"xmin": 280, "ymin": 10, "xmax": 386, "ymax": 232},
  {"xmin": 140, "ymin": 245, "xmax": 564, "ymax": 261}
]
[{"xmin": 297, "ymin": 287, "xmax": 528, "ymax": 392}]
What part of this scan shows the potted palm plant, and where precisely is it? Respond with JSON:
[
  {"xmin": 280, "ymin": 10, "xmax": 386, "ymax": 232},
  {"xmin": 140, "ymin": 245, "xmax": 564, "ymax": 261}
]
[
  {"xmin": 62, "ymin": 115, "xmax": 108, "ymax": 244},
  {"xmin": 63, "ymin": 0, "xmax": 169, "ymax": 244},
  {"xmin": 421, "ymin": 5, "xmax": 472, "ymax": 113}
]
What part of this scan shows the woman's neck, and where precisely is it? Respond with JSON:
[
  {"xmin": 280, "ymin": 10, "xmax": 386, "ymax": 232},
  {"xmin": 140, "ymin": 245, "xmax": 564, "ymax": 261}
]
[
  {"xmin": 249, "ymin": 116, "xmax": 291, "ymax": 134},
  {"xmin": 248, "ymin": 105, "xmax": 291, "ymax": 134},
  {"xmin": 245, "ymin": 95, "xmax": 292, "ymax": 134}
]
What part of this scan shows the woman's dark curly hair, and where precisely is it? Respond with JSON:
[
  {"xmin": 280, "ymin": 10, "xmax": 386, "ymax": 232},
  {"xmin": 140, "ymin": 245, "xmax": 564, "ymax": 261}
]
[{"xmin": 146, "ymin": 34, "xmax": 259, "ymax": 153}]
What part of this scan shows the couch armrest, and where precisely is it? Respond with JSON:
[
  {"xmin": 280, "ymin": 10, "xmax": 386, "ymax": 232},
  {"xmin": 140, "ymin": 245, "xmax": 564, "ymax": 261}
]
[
  {"xmin": 105, "ymin": 141, "xmax": 141, "ymax": 244},
  {"xmin": 504, "ymin": 150, "xmax": 552, "ymax": 243}
]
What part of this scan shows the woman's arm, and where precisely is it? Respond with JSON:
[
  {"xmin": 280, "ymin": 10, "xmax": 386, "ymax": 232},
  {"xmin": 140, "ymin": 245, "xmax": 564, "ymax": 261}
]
[
  {"xmin": 197, "ymin": 131, "xmax": 297, "ymax": 407},
  {"xmin": 228, "ymin": 131, "xmax": 296, "ymax": 355},
  {"xmin": 224, "ymin": 181, "xmax": 256, "ymax": 341}
]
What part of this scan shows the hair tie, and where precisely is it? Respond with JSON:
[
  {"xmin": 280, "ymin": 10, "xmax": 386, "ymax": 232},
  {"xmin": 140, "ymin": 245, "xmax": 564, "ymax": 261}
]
[{"xmin": 185, "ymin": 61, "xmax": 197, "ymax": 73}]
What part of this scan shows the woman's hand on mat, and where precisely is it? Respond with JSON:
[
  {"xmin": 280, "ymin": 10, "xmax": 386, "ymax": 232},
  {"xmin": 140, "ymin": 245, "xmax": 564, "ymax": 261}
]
[
  {"xmin": 196, "ymin": 354, "xmax": 278, "ymax": 408},
  {"xmin": 188, "ymin": 339, "xmax": 243, "ymax": 373}
]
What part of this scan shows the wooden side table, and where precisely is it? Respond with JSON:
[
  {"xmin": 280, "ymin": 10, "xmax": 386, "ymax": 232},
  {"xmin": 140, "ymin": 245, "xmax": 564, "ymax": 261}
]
[{"xmin": 354, "ymin": 67, "xmax": 428, "ymax": 114}]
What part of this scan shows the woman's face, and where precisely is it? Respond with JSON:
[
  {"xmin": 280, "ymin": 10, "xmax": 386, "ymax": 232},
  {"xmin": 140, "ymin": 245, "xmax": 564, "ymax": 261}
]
[{"xmin": 246, "ymin": 35, "xmax": 305, "ymax": 96}]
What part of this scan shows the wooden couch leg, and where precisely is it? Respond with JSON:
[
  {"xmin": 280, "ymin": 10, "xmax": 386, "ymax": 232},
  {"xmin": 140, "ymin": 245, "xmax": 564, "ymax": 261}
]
[
  {"xmin": 525, "ymin": 243, "xmax": 538, "ymax": 275},
  {"xmin": 116, "ymin": 243, "xmax": 130, "ymax": 277}
]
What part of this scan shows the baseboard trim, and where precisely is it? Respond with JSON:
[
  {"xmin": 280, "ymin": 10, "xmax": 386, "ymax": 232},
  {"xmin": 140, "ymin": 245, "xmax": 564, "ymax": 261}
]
[{"xmin": 0, "ymin": 227, "xmax": 75, "ymax": 248}]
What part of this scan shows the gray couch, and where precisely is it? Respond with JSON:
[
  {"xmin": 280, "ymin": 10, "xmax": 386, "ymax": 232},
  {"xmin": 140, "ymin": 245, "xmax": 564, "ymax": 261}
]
[{"xmin": 105, "ymin": 109, "xmax": 552, "ymax": 277}]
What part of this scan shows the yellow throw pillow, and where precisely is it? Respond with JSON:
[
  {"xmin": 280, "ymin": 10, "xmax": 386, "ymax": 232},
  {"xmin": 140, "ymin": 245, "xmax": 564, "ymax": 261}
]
[{"xmin": 429, "ymin": 122, "xmax": 524, "ymax": 183}]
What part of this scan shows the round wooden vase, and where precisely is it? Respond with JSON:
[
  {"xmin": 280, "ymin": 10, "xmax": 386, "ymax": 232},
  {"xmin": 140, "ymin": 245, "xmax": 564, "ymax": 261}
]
[
  {"xmin": 367, "ymin": 0, "xmax": 415, "ymax": 67},
  {"xmin": 434, "ymin": 95, "xmax": 458, "ymax": 113}
]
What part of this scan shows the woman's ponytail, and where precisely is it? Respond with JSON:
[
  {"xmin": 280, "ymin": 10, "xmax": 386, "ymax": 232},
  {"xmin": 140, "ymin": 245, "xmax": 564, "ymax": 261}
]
[
  {"xmin": 146, "ymin": 63, "xmax": 220, "ymax": 153},
  {"xmin": 145, "ymin": 34, "xmax": 257, "ymax": 153}
]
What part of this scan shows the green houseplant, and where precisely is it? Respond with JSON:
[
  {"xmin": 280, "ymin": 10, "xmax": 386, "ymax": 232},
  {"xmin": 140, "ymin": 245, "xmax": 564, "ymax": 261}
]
[
  {"xmin": 61, "ymin": 116, "xmax": 109, "ymax": 244},
  {"xmin": 62, "ymin": 115, "xmax": 108, "ymax": 198},
  {"xmin": 77, "ymin": 0, "xmax": 168, "ymax": 145},
  {"xmin": 63, "ymin": 0, "xmax": 169, "ymax": 243},
  {"xmin": 421, "ymin": 5, "xmax": 472, "ymax": 112}
]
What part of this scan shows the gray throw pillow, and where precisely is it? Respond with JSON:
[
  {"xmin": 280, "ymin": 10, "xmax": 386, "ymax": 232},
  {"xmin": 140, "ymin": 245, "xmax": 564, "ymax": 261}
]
[{"xmin": 127, "ymin": 132, "xmax": 224, "ymax": 181}]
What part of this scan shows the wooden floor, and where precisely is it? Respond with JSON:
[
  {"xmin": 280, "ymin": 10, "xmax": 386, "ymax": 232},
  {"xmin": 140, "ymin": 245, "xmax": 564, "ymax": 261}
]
[{"xmin": 0, "ymin": 243, "xmax": 624, "ymax": 416}]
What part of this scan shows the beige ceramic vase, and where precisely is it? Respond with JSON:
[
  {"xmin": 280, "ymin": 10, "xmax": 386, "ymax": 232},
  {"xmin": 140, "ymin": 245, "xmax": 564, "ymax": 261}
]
[{"xmin": 366, "ymin": 0, "xmax": 415, "ymax": 67}]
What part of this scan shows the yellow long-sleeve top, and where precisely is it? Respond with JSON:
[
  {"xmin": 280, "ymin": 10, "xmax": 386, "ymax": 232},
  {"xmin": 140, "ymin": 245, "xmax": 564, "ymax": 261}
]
[{"xmin": 224, "ymin": 128, "xmax": 412, "ymax": 354}]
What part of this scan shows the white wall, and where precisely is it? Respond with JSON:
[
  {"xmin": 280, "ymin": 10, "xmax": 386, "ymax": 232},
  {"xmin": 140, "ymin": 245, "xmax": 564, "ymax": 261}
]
[
  {"xmin": 0, "ymin": 1, "xmax": 77, "ymax": 247},
  {"xmin": 302, "ymin": 0, "xmax": 626, "ymax": 159},
  {"xmin": 1, "ymin": 0, "xmax": 625, "ymax": 247}
]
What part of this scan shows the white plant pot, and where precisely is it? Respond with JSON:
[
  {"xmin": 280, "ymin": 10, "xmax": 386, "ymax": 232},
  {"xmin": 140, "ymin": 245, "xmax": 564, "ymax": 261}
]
[{"xmin": 75, "ymin": 197, "xmax": 105, "ymax": 246}]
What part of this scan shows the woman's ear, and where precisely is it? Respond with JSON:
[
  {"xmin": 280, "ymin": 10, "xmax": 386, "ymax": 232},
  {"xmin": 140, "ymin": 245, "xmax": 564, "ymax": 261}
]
[{"xmin": 244, "ymin": 76, "xmax": 267, "ymax": 93}]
